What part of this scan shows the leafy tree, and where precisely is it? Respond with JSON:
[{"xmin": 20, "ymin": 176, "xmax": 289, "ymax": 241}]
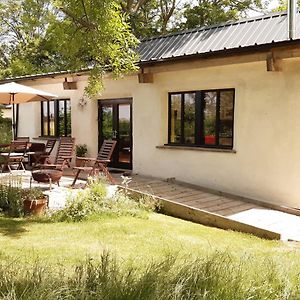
[
  {"xmin": 0, "ymin": 0, "xmax": 61, "ymax": 79},
  {"xmin": 274, "ymin": 0, "xmax": 300, "ymax": 11},
  {"xmin": 181, "ymin": 0, "xmax": 267, "ymax": 29},
  {"xmin": 0, "ymin": 0, "xmax": 139, "ymax": 95},
  {"xmin": 52, "ymin": 0, "xmax": 139, "ymax": 95}
]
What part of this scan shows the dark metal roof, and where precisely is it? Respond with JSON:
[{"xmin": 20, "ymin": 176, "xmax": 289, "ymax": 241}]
[{"xmin": 138, "ymin": 11, "xmax": 300, "ymax": 63}]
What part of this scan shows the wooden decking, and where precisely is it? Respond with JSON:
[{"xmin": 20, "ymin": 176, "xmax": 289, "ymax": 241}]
[{"xmin": 112, "ymin": 173, "xmax": 300, "ymax": 241}]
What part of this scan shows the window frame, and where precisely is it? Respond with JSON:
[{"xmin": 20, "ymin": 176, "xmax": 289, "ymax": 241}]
[
  {"xmin": 167, "ymin": 88, "xmax": 235, "ymax": 149},
  {"xmin": 40, "ymin": 98, "xmax": 71, "ymax": 137}
]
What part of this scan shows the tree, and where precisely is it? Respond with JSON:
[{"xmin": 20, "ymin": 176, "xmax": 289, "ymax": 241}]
[
  {"xmin": 181, "ymin": 0, "xmax": 267, "ymax": 30},
  {"xmin": 0, "ymin": 0, "xmax": 139, "ymax": 96},
  {"xmin": 0, "ymin": 0, "xmax": 61, "ymax": 79},
  {"xmin": 52, "ymin": 0, "xmax": 139, "ymax": 95}
]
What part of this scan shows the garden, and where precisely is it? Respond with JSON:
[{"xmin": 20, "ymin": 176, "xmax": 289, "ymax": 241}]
[{"xmin": 0, "ymin": 176, "xmax": 300, "ymax": 299}]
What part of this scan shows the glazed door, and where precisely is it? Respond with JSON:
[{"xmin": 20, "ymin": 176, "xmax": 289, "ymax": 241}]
[{"xmin": 99, "ymin": 99, "xmax": 132, "ymax": 169}]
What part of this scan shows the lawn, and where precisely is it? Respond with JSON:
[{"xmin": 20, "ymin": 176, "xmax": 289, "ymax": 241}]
[
  {"xmin": 0, "ymin": 213, "xmax": 299, "ymax": 267},
  {"xmin": 1, "ymin": 212, "xmax": 300, "ymax": 299}
]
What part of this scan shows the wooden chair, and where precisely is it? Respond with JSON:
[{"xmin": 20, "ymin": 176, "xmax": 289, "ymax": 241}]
[
  {"xmin": 0, "ymin": 141, "xmax": 28, "ymax": 172},
  {"xmin": 71, "ymin": 140, "xmax": 117, "ymax": 186},
  {"xmin": 38, "ymin": 137, "xmax": 75, "ymax": 171},
  {"xmin": 30, "ymin": 139, "xmax": 56, "ymax": 166}
]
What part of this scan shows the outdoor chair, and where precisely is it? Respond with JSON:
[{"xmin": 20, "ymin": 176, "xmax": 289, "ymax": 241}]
[
  {"xmin": 37, "ymin": 137, "xmax": 75, "ymax": 171},
  {"xmin": 71, "ymin": 140, "xmax": 117, "ymax": 186},
  {"xmin": 0, "ymin": 141, "xmax": 28, "ymax": 172},
  {"xmin": 31, "ymin": 137, "xmax": 75, "ymax": 189},
  {"xmin": 30, "ymin": 139, "xmax": 56, "ymax": 166}
]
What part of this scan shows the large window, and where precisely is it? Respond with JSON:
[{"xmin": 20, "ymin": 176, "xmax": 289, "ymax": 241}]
[
  {"xmin": 168, "ymin": 89, "xmax": 234, "ymax": 149},
  {"xmin": 41, "ymin": 99, "xmax": 71, "ymax": 137}
]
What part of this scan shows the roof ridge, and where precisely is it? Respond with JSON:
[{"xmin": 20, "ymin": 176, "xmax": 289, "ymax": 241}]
[{"xmin": 140, "ymin": 10, "xmax": 290, "ymax": 43}]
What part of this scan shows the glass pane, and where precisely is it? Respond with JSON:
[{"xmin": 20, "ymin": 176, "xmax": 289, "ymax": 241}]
[
  {"xmin": 102, "ymin": 105, "xmax": 113, "ymax": 140},
  {"xmin": 118, "ymin": 104, "xmax": 131, "ymax": 164},
  {"xmin": 42, "ymin": 102, "xmax": 48, "ymax": 136},
  {"xmin": 49, "ymin": 101, "xmax": 55, "ymax": 136},
  {"xmin": 219, "ymin": 91, "xmax": 234, "ymax": 147},
  {"xmin": 58, "ymin": 100, "xmax": 65, "ymax": 136},
  {"xmin": 184, "ymin": 93, "xmax": 195, "ymax": 144},
  {"xmin": 203, "ymin": 91, "xmax": 217, "ymax": 145},
  {"xmin": 170, "ymin": 94, "xmax": 182, "ymax": 143},
  {"xmin": 66, "ymin": 101, "xmax": 71, "ymax": 136}
]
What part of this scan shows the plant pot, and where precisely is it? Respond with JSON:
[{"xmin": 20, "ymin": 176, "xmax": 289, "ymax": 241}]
[
  {"xmin": 76, "ymin": 157, "xmax": 85, "ymax": 167},
  {"xmin": 23, "ymin": 198, "xmax": 48, "ymax": 216}
]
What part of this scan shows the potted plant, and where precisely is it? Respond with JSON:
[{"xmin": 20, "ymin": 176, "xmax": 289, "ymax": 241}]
[
  {"xmin": 22, "ymin": 188, "xmax": 48, "ymax": 216},
  {"xmin": 75, "ymin": 144, "xmax": 88, "ymax": 167}
]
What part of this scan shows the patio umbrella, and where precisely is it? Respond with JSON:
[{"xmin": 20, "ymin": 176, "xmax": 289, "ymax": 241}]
[{"xmin": 0, "ymin": 82, "xmax": 57, "ymax": 139}]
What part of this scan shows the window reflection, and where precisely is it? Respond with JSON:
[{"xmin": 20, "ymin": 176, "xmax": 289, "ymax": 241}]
[
  {"xmin": 170, "ymin": 94, "xmax": 182, "ymax": 143},
  {"xmin": 203, "ymin": 92, "xmax": 217, "ymax": 145},
  {"xmin": 184, "ymin": 93, "xmax": 195, "ymax": 144},
  {"xmin": 41, "ymin": 99, "xmax": 71, "ymax": 137},
  {"xmin": 219, "ymin": 91, "xmax": 234, "ymax": 147}
]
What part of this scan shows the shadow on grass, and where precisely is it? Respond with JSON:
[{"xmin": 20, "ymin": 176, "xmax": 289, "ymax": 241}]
[
  {"xmin": 0, "ymin": 215, "xmax": 53, "ymax": 239},
  {"xmin": 0, "ymin": 217, "xmax": 29, "ymax": 238}
]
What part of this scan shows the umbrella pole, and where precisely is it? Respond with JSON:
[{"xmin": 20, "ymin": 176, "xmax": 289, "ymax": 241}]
[{"xmin": 12, "ymin": 94, "xmax": 16, "ymax": 140}]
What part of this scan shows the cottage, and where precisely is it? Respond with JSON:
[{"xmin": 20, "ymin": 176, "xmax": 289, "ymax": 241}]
[{"xmin": 2, "ymin": 11, "xmax": 300, "ymax": 209}]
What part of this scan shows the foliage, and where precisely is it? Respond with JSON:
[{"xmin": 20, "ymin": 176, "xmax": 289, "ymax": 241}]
[
  {"xmin": 181, "ymin": 0, "xmax": 267, "ymax": 30},
  {"xmin": 0, "ymin": 117, "xmax": 12, "ymax": 145},
  {"xmin": 0, "ymin": 184, "xmax": 24, "ymax": 218},
  {"xmin": 0, "ymin": 0, "xmax": 62, "ymax": 79},
  {"xmin": 52, "ymin": 178, "xmax": 158, "ymax": 222},
  {"xmin": 0, "ymin": 176, "xmax": 45, "ymax": 217},
  {"xmin": 21, "ymin": 188, "xmax": 45, "ymax": 201},
  {"xmin": 50, "ymin": 0, "xmax": 139, "ymax": 96},
  {"xmin": 0, "ymin": 251, "xmax": 299, "ymax": 299},
  {"xmin": 0, "ymin": 0, "xmax": 139, "ymax": 96},
  {"xmin": 75, "ymin": 144, "xmax": 88, "ymax": 157},
  {"xmin": 274, "ymin": 0, "xmax": 300, "ymax": 11}
]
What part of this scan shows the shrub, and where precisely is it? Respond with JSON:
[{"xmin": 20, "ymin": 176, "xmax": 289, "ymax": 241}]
[
  {"xmin": 0, "ymin": 185, "xmax": 24, "ymax": 217},
  {"xmin": 0, "ymin": 176, "xmax": 45, "ymax": 217},
  {"xmin": 52, "ymin": 178, "xmax": 159, "ymax": 222},
  {"xmin": 0, "ymin": 117, "xmax": 12, "ymax": 145},
  {"xmin": 75, "ymin": 144, "xmax": 88, "ymax": 157}
]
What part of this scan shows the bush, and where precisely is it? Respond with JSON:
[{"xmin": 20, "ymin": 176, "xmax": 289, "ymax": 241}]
[
  {"xmin": 52, "ymin": 178, "xmax": 159, "ymax": 222},
  {"xmin": 0, "ymin": 117, "xmax": 12, "ymax": 145},
  {"xmin": 0, "ymin": 251, "xmax": 299, "ymax": 300},
  {"xmin": 0, "ymin": 185, "xmax": 24, "ymax": 217},
  {"xmin": 0, "ymin": 176, "xmax": 45, "ymax": 217}
]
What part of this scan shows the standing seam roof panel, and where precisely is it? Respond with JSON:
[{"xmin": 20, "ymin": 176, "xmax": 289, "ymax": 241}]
[{"xmin": 138, "ymin": 12, "xmax": 300, "ymax": 63}]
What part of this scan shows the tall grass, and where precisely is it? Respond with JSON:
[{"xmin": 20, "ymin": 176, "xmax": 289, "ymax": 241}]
[{"xmin": 0, "ymin": 251, "xmax": 299, "ymax": 300}]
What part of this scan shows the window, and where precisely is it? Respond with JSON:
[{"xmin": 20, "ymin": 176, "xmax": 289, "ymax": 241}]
[
  {"xmin": 41, "ymin": 99, "xmax": 71, "ymax": 137},
  {"xmin": 168, "ymin": 89, "xmax": 234, "ymax": 149}
]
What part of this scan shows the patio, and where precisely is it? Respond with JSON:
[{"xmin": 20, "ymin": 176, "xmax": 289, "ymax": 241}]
[{"xmin": 1, "ymin": 169, "xmax": 300, "ymax": 242}]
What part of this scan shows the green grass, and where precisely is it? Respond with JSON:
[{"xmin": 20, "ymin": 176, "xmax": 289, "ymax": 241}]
[
  {"xmin": 0, "ymin": 213, "xmax": 299, "ymax": 266},
  {"xmin": 0, "ymin": 213, "xmax": 300, "ymax": 299}
]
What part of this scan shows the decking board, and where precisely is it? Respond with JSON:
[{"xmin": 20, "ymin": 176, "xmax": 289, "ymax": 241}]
[{"xmin": 112, "ymin": 173, "xmax": 300, "ymax": 241}]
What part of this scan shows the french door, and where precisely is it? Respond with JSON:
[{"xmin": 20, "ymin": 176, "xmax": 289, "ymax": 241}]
[{"xmin": 99, "ymin": 98, "xmax": 132, "ymax": 169}]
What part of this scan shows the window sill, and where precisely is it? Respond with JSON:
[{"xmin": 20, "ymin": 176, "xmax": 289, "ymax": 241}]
[{"xmin": 156, "ymin": 145, "xmax": 236, "ymax": 153}]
